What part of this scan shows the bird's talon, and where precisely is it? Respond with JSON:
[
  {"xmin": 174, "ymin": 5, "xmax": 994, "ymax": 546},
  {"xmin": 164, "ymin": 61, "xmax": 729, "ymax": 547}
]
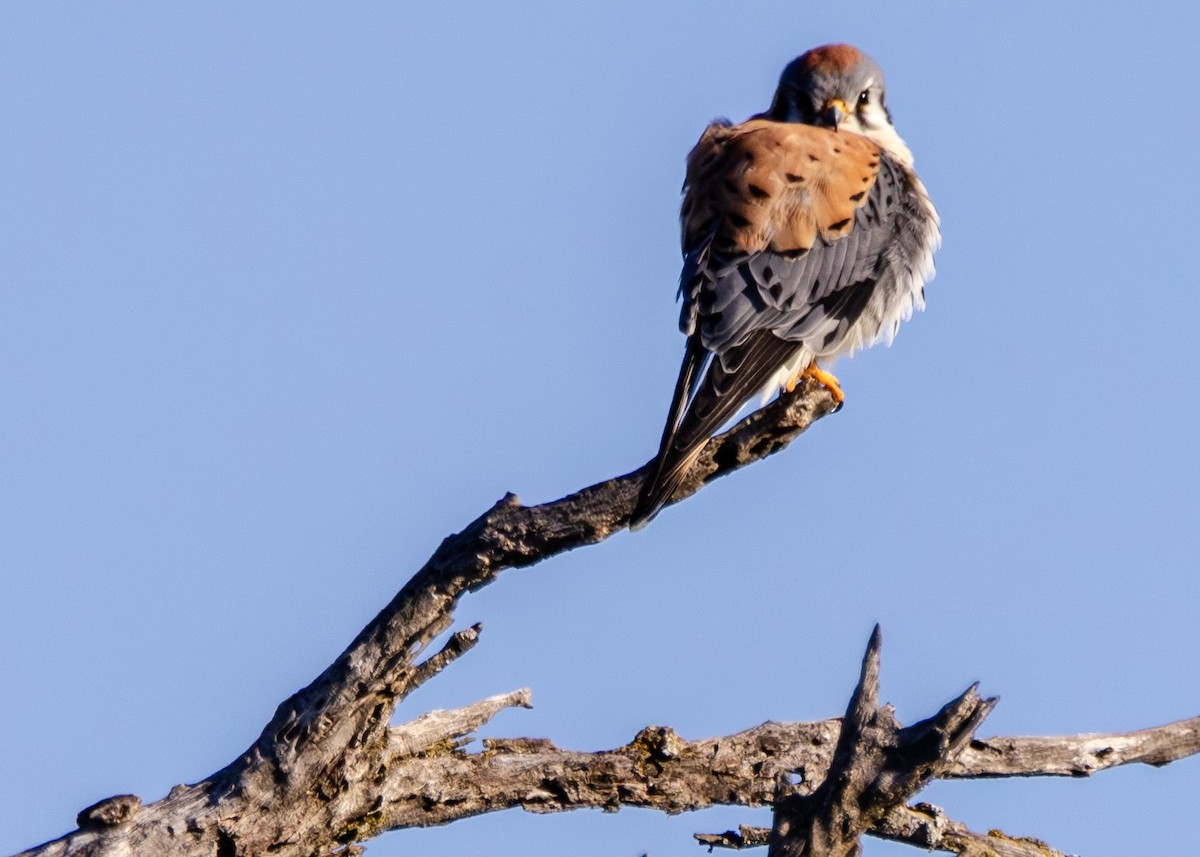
[{"xmin": 800, "ymin": 362, "xmax": 845, "ymax": 405}]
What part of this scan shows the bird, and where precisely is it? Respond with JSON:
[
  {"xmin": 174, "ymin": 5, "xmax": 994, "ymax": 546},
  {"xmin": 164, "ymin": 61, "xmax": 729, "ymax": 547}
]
[{"xmin": 630, "ymin": 44, "xmax": 940, "ymax": 529}]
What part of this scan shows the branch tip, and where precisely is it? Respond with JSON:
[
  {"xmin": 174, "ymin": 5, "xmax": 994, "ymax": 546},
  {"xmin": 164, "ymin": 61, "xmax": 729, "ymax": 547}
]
[
  {"xmin": 76, "ymin": 794, "xmax": 142, "ymax": 830},
  {"xmin": 846, "ymin": 625, "xmax": 884, "ymax": 725}
]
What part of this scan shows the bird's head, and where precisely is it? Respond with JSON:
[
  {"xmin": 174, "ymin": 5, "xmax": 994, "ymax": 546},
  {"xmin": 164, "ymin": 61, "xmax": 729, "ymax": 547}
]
[{"xmin": 765, "ymin": 44, "xmax": 914, "ymax": 165}]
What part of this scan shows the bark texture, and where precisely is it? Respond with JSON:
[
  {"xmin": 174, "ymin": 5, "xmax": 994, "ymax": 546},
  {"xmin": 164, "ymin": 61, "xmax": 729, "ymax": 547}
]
[{"xmin": 11, "ymin": 379, "xmax": 1199, "ymax": 857}]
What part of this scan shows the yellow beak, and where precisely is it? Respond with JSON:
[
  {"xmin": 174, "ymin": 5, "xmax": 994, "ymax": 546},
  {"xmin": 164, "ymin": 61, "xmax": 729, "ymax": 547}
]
[{"xmin": 819, "ymin": 98, "xmax": 850, "ymax": 130}]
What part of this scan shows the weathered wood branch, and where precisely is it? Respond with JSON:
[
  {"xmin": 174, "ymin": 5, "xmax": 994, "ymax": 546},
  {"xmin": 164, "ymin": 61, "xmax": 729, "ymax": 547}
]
[
  {"xmin": 874, "ymin": 804, "xmax": 1071, "ymax": 857},
  {"xmin": 13, "ymin": 380, "xmax": 838, "ymax": 857},
  {"xmin": 365, "ymin": 701, "xmax": 1200, "ymax": 829},
  {"xmin": 950, "ymin": 717, "xmax": 1200, "ymax": 778},
  {"xmin": 11, "ymin": 375, "xmax": 1199, "ymax": 857},
  {"xmin": 370, "ymin": 685, "xmax": 1199, "ymax": 852}
]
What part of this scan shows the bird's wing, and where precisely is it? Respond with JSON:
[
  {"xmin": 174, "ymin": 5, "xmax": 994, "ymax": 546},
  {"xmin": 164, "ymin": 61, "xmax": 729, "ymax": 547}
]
[
  {"xmin": 676, "ymin": 119, "xmax": 937, "ymax": 440},
  {"xmin": 632, "ymin": 119, "xmax": 937, "ymax": 527}
]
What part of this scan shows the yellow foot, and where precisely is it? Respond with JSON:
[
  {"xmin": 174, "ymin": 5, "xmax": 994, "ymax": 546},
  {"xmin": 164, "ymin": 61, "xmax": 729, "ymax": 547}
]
[{"xmin": 785, "ymin": 362, "xmax": 845, "ymax": 405}]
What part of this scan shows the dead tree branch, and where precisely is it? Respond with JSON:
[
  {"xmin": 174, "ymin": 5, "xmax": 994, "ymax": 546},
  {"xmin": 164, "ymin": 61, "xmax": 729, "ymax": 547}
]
[
  {"xmin": 13, "ymin": 379, "xmax": 838, "ymax": 857},
  {"xmin": 11, "ymin": 378, "xmax": 1199, "ymax": 857}
]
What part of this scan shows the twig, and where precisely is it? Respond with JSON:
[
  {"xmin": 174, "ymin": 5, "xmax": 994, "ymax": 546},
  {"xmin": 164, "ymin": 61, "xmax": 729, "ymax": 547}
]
[
  {"xmin": 407, "ymin": 624, "xmax": 484, "ymax": 694},
  {"xmin": 388, "ymin": 688, "xmax": 533, "ymax": 758}
]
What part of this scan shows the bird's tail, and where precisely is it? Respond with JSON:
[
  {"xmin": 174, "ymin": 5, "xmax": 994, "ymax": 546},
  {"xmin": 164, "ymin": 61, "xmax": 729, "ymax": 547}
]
[
  {"xmin": 629, "ymin": 444, "xmax": 706, "ymax": 531},
  {"xmin": 629, "ymin": 338, "xmax": 707, "ymax": 530},
  {"xmin": 630, "ymin": 332, "xmax": 805, "ymax": 530}
]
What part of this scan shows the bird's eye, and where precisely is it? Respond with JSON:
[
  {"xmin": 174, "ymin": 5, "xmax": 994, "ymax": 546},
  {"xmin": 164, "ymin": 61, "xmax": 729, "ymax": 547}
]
[{"xmin": 857, "ymin": 89, "xmax": 871, "ymax": 107}]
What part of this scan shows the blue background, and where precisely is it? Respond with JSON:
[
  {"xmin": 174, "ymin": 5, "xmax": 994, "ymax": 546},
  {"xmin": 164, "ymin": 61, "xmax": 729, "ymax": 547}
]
[{"xmin": 2, "ymin": 3, "xmax": 1198, "ymax": 855}]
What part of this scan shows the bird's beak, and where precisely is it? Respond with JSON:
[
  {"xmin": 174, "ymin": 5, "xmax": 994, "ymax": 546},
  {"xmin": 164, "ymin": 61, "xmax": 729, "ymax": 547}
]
[{"xmin": 819, "ymin": 98, "xmax": 849, "ymax": 130}]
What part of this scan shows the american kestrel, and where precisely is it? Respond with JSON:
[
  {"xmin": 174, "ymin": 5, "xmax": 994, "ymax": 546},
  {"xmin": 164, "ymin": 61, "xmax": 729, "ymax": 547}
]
[{"xmin": 631, "ymin": 44, "xmax": 940, "ymax": 528}]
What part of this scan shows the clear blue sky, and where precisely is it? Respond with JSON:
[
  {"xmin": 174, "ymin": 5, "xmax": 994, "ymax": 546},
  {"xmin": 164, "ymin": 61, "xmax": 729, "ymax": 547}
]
[{"xmin": 2, "ymin": 4, "xmax": 1198, "ymax": 855}]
